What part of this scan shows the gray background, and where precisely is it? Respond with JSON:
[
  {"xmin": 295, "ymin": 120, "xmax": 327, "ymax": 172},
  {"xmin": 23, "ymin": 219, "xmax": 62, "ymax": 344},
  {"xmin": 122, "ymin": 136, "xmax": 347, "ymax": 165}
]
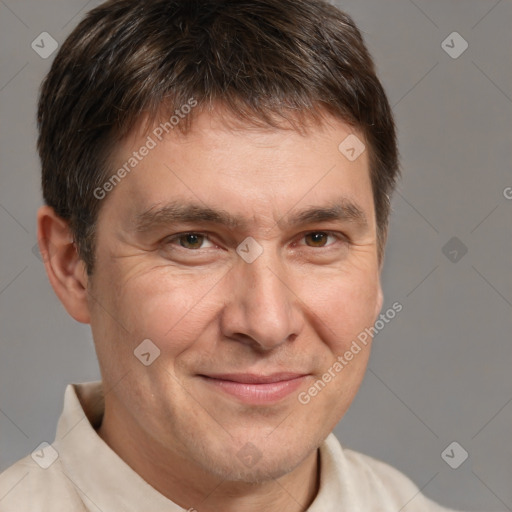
[{"xmin": 0, "ymin": 0, "xmax": 511, "ymax": 510}]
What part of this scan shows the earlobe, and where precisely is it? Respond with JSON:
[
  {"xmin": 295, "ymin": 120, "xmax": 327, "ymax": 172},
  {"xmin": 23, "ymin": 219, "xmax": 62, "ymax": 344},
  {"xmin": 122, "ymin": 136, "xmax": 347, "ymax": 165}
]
[{"xmin": 37, "ymin": 205, "xmax": 91, "ymax": 324}]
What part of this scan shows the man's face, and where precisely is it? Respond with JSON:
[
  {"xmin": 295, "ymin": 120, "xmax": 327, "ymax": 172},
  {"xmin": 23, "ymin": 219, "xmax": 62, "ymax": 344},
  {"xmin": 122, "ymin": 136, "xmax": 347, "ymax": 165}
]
[{"xmin": 88, "ymin": 108, "xmax": 383, "ymax": 482}]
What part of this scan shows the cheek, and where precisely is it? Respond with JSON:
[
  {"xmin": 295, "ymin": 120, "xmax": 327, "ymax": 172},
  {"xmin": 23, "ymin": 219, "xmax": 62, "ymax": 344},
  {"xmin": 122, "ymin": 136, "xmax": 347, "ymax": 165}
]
[
  {"xmin": 306, "ymin": 264, "xmax": 380, "ymax": 354},
  {"xmin": 94, "ymin": 264, "xmax": 223, "ymax": 356},
  {"xmin": 298, "ymin": 268, "xmax": 379, "ymax": 425}
]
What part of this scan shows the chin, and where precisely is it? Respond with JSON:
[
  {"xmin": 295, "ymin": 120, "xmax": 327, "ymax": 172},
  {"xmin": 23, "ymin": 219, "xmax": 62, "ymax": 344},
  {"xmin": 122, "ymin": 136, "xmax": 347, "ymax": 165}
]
[
  {"xmin": 202, "ymin": 453, "xmax": 303, "ymax": 484},
  {"xmin": 187, "ymin": 432, "xmax": 319, "ymax": 484}
]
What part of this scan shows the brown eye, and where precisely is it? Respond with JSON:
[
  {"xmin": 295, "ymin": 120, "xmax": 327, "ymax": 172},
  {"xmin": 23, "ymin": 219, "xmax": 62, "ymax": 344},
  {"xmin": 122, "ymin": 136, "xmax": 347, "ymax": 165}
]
[
  {"xmin": 304, "ymin": 232, "xmax": 330, "ymax": 247},
  {"xmin": 178, "ymin": 233, "xmax": 205, "ymax": 249}
]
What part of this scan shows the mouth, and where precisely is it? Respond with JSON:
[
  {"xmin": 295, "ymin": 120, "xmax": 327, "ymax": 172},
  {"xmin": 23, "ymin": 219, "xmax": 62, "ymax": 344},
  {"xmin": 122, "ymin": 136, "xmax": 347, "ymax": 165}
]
[{"xmin": 198, "ymin": 373, "xmax": 310, "ymax": 404}]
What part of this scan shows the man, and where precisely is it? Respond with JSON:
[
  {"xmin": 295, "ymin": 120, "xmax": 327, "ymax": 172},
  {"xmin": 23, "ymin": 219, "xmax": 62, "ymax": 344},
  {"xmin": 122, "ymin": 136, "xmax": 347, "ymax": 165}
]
[{"xmin": 0, "ymin": 0, "xmax": 459, "ymax": 510}]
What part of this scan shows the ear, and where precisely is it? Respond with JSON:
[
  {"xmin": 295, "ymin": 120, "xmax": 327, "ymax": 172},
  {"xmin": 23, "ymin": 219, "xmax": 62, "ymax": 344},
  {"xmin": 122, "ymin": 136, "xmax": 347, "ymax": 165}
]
[
  {"xmin": 374, "ymin": 281, "xmax": 384, "ymax": 319},
  {"xmin": 37, "ymin": 205, "xmax": 91, "ymax": 324}
]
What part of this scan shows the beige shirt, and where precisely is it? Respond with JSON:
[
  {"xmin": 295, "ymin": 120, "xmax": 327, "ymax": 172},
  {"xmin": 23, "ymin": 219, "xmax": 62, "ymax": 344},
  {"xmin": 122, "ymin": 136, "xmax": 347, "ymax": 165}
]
[{"xmin": 0, "ymin": 382, "xmax": 458, "ymax": 511}]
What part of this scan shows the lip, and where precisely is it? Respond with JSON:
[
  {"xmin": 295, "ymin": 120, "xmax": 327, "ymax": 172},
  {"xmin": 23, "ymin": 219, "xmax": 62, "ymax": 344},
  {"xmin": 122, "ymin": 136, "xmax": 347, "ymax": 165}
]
[{"xmin": 199, "ymin": 373, "xmax": 309, "ymax": 404}]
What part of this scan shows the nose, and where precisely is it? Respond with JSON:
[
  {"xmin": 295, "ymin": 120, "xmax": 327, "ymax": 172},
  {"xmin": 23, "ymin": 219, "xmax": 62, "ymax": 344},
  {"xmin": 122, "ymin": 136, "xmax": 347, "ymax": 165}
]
[{"xmin": 219, "ymin": 254, "xmax": 304, "ymax": 351}]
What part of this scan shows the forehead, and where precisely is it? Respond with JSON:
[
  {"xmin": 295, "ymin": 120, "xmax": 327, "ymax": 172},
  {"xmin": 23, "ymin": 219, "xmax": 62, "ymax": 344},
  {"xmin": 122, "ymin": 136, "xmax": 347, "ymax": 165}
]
[
  {"xmin": 120, "ymin": 104, "xmax": 364, "ymax": 164},
  {"xmin": 102, "ymin": 106, "xmax": 375, "ymax": 229}
]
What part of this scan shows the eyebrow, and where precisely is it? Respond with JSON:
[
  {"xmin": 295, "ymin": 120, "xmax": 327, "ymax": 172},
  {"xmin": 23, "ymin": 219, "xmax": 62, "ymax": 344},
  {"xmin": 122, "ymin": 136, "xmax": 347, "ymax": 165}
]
[
  {"xmin": 134, "ymin": 198, "xmax": 368, "ymax": 233},
  {"xmin": 287, "ymin": 201, "xmax": 368, "ymax": 227}
]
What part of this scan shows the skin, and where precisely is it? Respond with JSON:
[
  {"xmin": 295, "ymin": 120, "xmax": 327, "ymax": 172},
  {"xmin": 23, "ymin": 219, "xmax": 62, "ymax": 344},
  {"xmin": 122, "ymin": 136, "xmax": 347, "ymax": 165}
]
[{"xmin": 38, "ymin": 106, "xmax": 384, "ymax": 512}]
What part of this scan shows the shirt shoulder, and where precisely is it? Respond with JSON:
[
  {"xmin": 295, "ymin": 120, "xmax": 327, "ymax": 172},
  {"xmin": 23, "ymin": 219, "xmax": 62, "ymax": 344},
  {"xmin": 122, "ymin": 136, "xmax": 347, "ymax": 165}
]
[
  {"xmin": 0, "ymin": 454, "xmax": 87, "ymax": 512},
  {"xmin": 343, "ymin": 447, "xmax": 460, "ymax": 512}
]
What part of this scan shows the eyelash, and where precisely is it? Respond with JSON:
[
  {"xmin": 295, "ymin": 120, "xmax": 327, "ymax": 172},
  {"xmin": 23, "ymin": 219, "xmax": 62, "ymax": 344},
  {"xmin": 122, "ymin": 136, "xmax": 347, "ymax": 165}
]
[{"xmin": 163, "ymin": 231, "xmax": 348, "ymax": 250}]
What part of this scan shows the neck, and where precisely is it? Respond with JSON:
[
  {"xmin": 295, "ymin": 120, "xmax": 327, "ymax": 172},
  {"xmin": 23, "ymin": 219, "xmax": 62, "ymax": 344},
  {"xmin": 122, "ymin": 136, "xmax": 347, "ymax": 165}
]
[{"xmin": 98, "ymin": 403, "xmax": 320, "ymax": 512}]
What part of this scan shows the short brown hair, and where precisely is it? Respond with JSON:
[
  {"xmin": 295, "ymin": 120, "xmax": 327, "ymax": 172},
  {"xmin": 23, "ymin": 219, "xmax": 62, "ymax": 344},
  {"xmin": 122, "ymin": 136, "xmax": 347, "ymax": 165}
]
[{"xmin": 37, "ymin": 0, "xmax": 399, "ymax": 273}]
